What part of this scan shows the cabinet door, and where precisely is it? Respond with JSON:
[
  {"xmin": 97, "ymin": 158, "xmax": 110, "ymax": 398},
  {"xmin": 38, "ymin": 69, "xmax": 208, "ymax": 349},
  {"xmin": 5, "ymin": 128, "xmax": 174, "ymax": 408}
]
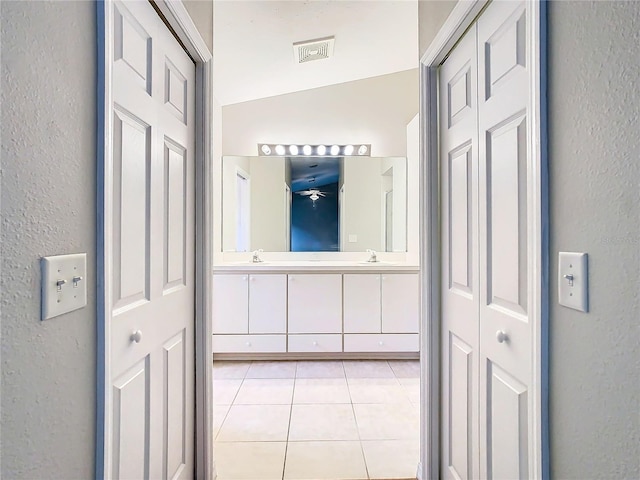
[
  {"xmin": 381, "ymin": 273, "xmax": 419, "ymax": 333},
  {"xmin": 212, "ymin": 274, "xmax": 248, "ymax": 333},
  {"xmin": 249, "ymin": 274, "xmax": 287, "ymax": 334},
  {"xmin": 288, "ymin": 274, "xmax": 342, "ymax": 334},
  {"xmin": 343, "ymin": 274, "xmax": 381, "ymax": 333}
]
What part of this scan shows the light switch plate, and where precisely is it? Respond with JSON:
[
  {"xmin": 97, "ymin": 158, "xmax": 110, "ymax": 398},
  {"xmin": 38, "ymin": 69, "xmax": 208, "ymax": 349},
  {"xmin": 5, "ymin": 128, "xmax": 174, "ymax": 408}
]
[
  {"xmin": 41, "ymin": 253, "xmax": 87, "ymax": 320},
  {"xmin": 348, "ymin": 234, "xmax": 358, "ymax": 243},
  {"xmin": 558, "ymin": 252, "xmax": 588, "ymax": 312}
]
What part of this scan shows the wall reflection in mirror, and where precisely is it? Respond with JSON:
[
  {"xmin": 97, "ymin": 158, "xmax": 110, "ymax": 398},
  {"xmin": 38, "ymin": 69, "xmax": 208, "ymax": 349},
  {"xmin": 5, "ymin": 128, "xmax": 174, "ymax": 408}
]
[{"xmin": 222, "ymin": 156, "xmax": 407, "ymax": 252}]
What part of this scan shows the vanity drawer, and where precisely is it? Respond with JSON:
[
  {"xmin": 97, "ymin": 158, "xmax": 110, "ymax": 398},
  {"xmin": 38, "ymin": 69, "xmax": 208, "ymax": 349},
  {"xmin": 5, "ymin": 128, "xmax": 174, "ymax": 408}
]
[
  {"xmin": 344, "ymin": 334, "xmax": 418, "ymax": 352},
  {"xmin": 212, "ymin": 335, "xmax": 286, "ymax": 353},
  {"xmin": 288, "ymin": 334, "xmax": 343, "ymax": 353}
]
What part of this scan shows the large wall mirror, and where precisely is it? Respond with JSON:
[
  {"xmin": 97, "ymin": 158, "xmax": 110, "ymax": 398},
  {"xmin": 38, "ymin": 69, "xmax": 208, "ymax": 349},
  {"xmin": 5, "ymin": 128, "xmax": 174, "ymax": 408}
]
[{"xmin": 222, "ymin": 155, "xmax": 407, "ymax": 253}]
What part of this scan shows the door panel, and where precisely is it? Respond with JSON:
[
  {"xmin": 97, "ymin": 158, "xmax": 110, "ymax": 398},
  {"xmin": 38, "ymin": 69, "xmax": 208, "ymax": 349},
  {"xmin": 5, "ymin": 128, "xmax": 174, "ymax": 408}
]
[
  {"xmin": 164, "ymin": 332, "xmax": 187, "ymax": 480},
  {"xmin": 477, "ymin": 2, "xmax": 531, "ymax": 478},
  {"xmin": 448, "ymin": 334, "xmax": 473, "ymax": 480},
  {"xmin": 440, "ymin": 22, "xmax": 480, "ymax": 480},
  {"xmin": 441, "ymin": 2, "xmax": 533, "ymax": 479},
  {"xmin": 109, "ymin": 1, "xmax": 195, "ymax": 478},
  {"xmin": 449, "ymin": 144, "xmax": 473, "ymax": 294},
  {"xmin": 164, "ymin": 138, "xmax": 187, "ymax": 292},
  {"xmin": 486, "ymin": 115, "xmax": 528, "ymax": 314},
  {"xmin": 113, "ymin": 359, "xmax": 149, "ymax": 480},
  {"xmin": 486, "ymin": 361, "xmax": 529, "ymax": 480},
  {"xmin": 112, "ymin": 108, "xmax": 150, "ymax": 311}
]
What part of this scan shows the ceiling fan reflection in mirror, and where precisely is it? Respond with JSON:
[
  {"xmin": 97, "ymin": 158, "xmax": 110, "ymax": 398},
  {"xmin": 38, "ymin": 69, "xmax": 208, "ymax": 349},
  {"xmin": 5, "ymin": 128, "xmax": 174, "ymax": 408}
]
[{"xmin": 295, "ymin": 189, "xmax": 327, "ymax": 204}]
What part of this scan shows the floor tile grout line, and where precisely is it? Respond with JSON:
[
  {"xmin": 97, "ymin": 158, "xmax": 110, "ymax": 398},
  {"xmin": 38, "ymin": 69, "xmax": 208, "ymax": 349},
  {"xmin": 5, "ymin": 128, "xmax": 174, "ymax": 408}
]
[
  {"xmin": 344, "ymin": 361, "xmax": 372, "ymax": 480},
  {"xmin": 282, "ymin": 366, "xmax": 298, "ymax": 480}
]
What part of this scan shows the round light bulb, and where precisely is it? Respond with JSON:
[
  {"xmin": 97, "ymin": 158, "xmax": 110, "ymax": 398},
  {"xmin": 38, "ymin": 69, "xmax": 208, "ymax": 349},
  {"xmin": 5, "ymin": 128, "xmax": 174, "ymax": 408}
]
[
  {"xmin": 289, "ymin": 145, "xmax": 299, "ymax": 155},
  {"xmin": 330, "ymin": 144, "xmax": 340, "ymax": 156},
  {"xmin": 317, "ymin": 145, "xmax": 327, "ymax": 156},
  {"xmin": 302, "ymin": 145, "xmax": 312, "ymax": 155},
  {"xmin": 261, "ymin": 144, "xmax": 272, "ymax": 155},
  {"xmin": 344, "ymin": 144, "xmax": 354, "ymax": 155},
  {"xmin": 275, "ymin": 145, "xmax": 285, "ymax": 155},
  {"xmin": 358, "ymin": 144, "xmax": 368, "ymax": 155}
]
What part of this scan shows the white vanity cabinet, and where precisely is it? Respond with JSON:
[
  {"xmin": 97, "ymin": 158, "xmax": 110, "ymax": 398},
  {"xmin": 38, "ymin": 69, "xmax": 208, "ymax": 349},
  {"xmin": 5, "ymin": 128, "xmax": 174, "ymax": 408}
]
[
  {"xmin": 212, "ymin": 273, "xmax": 287, "ymax": 353},
  {"xmin": 288, "ymin": 274, "xmax": 342, "ymax": 334},
  {"xmin": 212, "ymin": 269, "xmax": 419, "ymax": 357},
  {"xmin": 344, "ymin": 274, "xmax": 382, "ymax": 333},
  {"xmin": 343, "ymin": 273, "xmax": 419, "ymax": 353},
  {"xmin": 381, "ymin": 273, "xmax": 419, "ymax": 333},
  {"xmin": 248, "ymin": 274, "xmax": 287, "ymax": 334},
  {"xmin": 212, "ymin": 274, "xmax": 248, "ymax": 334}
]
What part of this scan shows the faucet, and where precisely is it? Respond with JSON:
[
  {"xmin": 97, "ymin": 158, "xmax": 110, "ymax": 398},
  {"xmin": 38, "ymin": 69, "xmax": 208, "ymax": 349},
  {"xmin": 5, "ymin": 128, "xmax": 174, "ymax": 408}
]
[
  {"xmin": 252, "ymin": 249, "xmax": 264, "ymax": 263},
  {"xmin": 366, "ymin": 249, "xmax": 378, "ymax": 263}
]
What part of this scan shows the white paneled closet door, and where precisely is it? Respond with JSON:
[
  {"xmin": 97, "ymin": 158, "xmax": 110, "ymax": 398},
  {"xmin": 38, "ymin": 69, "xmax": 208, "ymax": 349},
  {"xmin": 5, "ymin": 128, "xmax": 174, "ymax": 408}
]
[
  {"xmin": 109, "ymin": 1, "xmax": 195, "ymax": 478},
  {"xmin": 440, "ymin": 1, "xmax": 533, "ymax": 479},
  {"xmin": 439, "ymin": 22, "xmax": 481, "ymax": 480}
]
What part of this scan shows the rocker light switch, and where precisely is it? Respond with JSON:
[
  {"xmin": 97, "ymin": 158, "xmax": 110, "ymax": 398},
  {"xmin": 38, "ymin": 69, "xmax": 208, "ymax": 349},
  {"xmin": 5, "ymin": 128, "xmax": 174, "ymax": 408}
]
[
  {"xmin": 41, "ymin": 253, "xmax": 87, "ymax": 320},
  {"xmin": 558, "ymin": 252, "xmax": 588, "ymax": 312}
]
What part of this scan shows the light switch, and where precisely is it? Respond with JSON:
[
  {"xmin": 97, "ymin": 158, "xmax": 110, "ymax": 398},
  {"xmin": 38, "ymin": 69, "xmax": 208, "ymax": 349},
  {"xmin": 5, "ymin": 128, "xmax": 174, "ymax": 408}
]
[
  {"xmin": 348, "ymin": 234, "xmax": 358, "ymax": 243},
  {"xmin": 41, "ymin": 253, "xmax": 87, "ymax": 320},
  {"xmin": 558, "ymin": 252, "xmax": 588, "ymax": 312}
]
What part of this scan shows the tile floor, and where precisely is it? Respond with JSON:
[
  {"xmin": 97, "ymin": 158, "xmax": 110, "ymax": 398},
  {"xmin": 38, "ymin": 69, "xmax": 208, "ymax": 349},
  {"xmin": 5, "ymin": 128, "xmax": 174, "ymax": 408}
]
[{"xmin": 213, "ymin": 359, "xmax": 420, "ymax": 480}]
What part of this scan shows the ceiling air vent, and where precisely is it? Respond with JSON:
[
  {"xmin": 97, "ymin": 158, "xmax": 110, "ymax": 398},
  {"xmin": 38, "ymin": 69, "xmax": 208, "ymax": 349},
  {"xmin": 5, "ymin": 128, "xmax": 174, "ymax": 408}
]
[{"xmin": 293, "ymin": 36, "xmax": 335, "ymax": 64}]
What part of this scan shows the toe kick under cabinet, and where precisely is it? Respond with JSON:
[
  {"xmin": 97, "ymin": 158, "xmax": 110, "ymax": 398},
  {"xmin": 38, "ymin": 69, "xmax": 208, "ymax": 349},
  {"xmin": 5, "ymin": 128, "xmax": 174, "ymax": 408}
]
[{"xmin": 212, "ymin": 271, "xmax": 419, "ymax": 356}]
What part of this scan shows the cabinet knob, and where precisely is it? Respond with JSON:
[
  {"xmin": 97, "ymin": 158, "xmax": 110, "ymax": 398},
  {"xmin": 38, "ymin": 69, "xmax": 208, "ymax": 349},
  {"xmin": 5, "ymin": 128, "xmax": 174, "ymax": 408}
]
[
  {"xmin": 250, "ymin": 277, "xmax": 255, "ymax": 281},
  {"xmin": 312, "ymin": 341, "xmax": 318, "ymax": 346},
  {"xmin": 378, "ymin": 340, "xmax": 384, "ymax": 346},
  {"xmin": 245, "ymin": 341, "xmax": 252, "ymax": 347},
  {"xmin": 243, "ymin": 276, "xmax": 247, "ymax": 281},
  {"xmin": 130, "ymin": 330, "xmax": 142, "ymax": 343},
  {"xmin": 496, "ymin": 330, "xmax": 508, "ymax": 344}
]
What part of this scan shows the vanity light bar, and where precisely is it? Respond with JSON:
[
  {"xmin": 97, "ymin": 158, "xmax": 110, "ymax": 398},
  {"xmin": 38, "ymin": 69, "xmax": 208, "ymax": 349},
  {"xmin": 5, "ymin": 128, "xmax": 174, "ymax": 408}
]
[{"xmin": 258, "ymin": 143, "xmax": 371, "ymax": 157}]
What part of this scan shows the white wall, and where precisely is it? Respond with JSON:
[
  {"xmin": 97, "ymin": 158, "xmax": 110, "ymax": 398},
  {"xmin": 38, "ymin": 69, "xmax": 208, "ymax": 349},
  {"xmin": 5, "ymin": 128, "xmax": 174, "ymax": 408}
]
[
  {"xmin": 221, "ymin": 156, "xmax": 251, "ymax": 251},
  {"xmin": 418, "ymin": 1, "xmax": 640, "ymax": 478},
  {"xmin": 547, "ymin": 2, "xmax": 640, "ymax": 478},
  {"xmin": 0, "ymin": 2, "xmax": 212, "ymax": 478},
  {"xmin": 406, "ymin": 114, "xmax": 420, "ymax": 265},
  {"xmin": 1, "ymin": 2, "xmax": 96, "ymax": 477},
  {"xmin": 341, "ymin": 157, "xmax": 383, "ymax": 252},
  {"xmin": 221, "ymin": 69, "xmax": 418, "ymax": 157},
  {"xmin": 418, "ymin": 0, "xmax": 457, "ymax": 57},
  {"xmin": 381, "ymin": 157, "xmax": 408, "ymax": 252},
  {"xmin": 249, "ymin": 157, "xmax": 288, "ymax": 251}
]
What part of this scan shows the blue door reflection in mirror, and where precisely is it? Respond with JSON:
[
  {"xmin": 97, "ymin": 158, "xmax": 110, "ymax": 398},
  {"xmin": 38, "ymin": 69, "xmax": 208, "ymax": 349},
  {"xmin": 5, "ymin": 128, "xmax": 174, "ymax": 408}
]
[
  {"xmin": 290, "ymin": 156, "xmax": 341, "ymax": 252},
  {"xmin": 291, "ymin": 181, "xmax": 339, "ymax": 251}
]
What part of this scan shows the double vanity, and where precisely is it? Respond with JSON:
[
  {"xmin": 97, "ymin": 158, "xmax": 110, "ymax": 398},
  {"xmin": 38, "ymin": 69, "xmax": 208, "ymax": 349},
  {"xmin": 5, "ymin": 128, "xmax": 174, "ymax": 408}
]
[
  {"xmin": 212, "ymin": 261, "xmax": 420, "ymax": 360},
  {"xmin": 213, "ymin": 153, "xmax": 419, "ymax": 359}
]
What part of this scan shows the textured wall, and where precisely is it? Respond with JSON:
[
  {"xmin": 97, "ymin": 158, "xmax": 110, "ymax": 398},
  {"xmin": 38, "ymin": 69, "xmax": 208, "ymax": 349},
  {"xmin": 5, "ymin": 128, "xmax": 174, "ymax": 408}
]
[
  {"xmin": 417, "ymin": 0, "xmax": 457, "ymax": 57},
  {"xmin": 1, "ymin": 1, "xmax": 97, "ymax": 478},
  {"xmin": 221, "ymin": 69, "xmax": 419, "ymax": 157},
  {"xmin": 547, "ymin": 2, "xmax": 640, "ymax": 478},
  {"xmin": 0, "ymin": 1, "xmax": 213, "ymax": 478}
]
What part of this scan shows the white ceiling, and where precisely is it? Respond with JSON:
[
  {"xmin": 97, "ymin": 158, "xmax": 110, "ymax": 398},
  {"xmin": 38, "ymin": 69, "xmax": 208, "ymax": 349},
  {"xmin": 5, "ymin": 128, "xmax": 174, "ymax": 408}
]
[{"xmin": 213, "ymin": 0, "xmax": 418, "ymax": 106}]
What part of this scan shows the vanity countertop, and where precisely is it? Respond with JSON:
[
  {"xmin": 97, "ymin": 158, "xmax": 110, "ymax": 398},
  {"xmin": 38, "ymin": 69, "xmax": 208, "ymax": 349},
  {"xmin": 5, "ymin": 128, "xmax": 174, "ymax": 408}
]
[{"xmin": 213, "ymin": 261, "xmax": 420, "ymax": 273}]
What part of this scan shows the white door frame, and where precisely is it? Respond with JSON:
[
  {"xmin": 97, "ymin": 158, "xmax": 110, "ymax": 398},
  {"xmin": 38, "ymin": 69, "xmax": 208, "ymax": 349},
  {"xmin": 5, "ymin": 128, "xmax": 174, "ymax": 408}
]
[
  {"xmin": 417, "ymin": 1, "xmax": 549, "ymax": 479},
  {"xmin": 95, "ymin": 1, "xmax": 214, "ymax": 478}
]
